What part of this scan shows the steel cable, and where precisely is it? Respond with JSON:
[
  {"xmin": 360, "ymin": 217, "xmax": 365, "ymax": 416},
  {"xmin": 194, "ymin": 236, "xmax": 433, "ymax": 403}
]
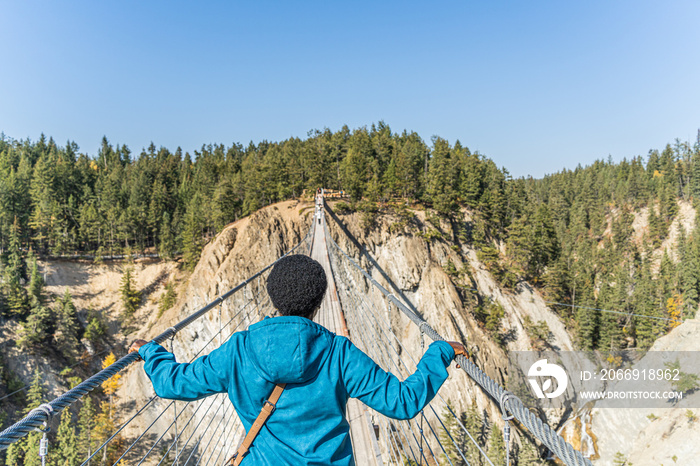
[
  {"xmin": 324, "ymin": 210, "xmax": 592, "ymax": 466},
  {"xmin": 0, "ymin": 227, "xmax": 311, "ymax": 451}
]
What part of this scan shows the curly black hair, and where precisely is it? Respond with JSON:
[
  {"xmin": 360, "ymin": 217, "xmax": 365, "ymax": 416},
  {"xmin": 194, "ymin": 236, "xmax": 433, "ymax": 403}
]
[{"xmin": 266, "ymin": 255, "xmax": 327, "ymax": 319}]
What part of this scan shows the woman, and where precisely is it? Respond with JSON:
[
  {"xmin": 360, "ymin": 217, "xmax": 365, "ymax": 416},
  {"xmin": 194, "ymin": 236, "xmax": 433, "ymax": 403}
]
[{"xmin": 130, "ymin": 254, "xmax": 466, "ymax": 465}]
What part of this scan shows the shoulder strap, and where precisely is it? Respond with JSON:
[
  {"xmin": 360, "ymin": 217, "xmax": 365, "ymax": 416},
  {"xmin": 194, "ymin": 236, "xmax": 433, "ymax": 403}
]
[{"xmin": 227, "ymin": 383, "xmax": 286, "ymax": 466}]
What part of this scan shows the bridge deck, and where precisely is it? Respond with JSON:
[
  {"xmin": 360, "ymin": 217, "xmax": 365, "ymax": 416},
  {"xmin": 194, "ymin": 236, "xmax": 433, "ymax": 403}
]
[{"xmin": 310, "ymin": 201, "xmax": 382, "ymax": 466}]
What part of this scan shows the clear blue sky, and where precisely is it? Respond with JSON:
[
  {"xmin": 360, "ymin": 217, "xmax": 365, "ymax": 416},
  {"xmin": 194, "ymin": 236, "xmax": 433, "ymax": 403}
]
[{"xmin": 1, "ymin": 1, "xmax": 698, "ymax": 178}]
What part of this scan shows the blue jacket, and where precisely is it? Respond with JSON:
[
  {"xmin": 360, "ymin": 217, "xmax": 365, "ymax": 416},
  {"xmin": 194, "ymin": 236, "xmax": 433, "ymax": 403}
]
[{"xmin": 139, "ymin": 315, "xmax": 455, "ymax": 465}]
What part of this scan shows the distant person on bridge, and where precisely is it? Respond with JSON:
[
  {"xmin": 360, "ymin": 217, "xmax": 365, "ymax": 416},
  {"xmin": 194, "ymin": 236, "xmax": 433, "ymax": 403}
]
[{"xmin": 130, "ymin": 254, "xmax": 466, "ymax": 465}]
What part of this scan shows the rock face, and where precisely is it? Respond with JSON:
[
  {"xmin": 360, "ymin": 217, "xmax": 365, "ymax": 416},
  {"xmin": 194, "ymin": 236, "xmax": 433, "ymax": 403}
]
[
  {"xmin": 4, "ymin": 195, "xmax": 696, "ymax": 464},
  {"xmin": 117, "ymin": 200, "xmax": 313, "ymax": 458},
  {"xmin": 0, "ymin": 256, "xmax": 181, "ymax": 422},
  {"xmin": 588, "ymin": 317, "xmax": 700, "ymax": 466},
  {"xmin": 115, "ymin": 198, "xmax": 696, "ymax": 464},
  {"xmin": 324, "ymin": 208, "xmax": 509, "ymax": 422},
  {"xmin": 323, "ymin": 205, "xmax": 580, "ymax": 453},
  {"xmin": 115, "ymin": 199, "xmax": 578, "ymax": 462}
]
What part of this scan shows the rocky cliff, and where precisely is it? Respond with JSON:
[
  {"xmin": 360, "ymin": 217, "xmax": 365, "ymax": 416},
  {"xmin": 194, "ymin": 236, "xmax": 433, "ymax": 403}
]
[
  {"xmin": 44, "ymin": 196, "xmax": 696, "ymax": 464},
  {"xmin": 108, "ymin": 198, "xmax": 587, "ymax": 462},
  {"xmin": 323, "ymin": 204, "xmax": 579, "ymax": 450},
  {"xmin": 116, "ymin": 200, "xmax": 313, "ymax": 455}
]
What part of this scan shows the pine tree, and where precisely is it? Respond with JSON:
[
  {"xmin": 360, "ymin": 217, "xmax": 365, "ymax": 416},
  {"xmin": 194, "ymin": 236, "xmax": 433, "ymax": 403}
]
[
  {"xmin": 505, "ymin": 214, "xmax": 531, "ymax": 278},
  {"xmin": 158, "ymin": 212, "xmax": 176, "ymax": 259},
  {"xmin": 691, "ymin": 137, "xmax": 700, "ymax": 200},
  {"xmin": 83, "ymin": 307, "xmax": 107, "ymax": 345},
  {"xmin": 157, "ymin": 282, "xmax": 177, "ymax": 318},
  {"xmin": 517, "ymin": 438, "xmax": 546, "ymax": 465},
  {"xmin": 659, "ymin": 182, "xmax": 678, "ymax": 224},
  {"xmin": 22, "ymin": 432, "xmax": 43, "ymax": 466},
  {"xmin": 77, "ymin": 397, "xmax": 96, "ymax": 463},
  {"xmin": 211, "ymin": 178, "xmax": 240, "ymax": 231},
  {"xmin": 463, "ymin": 398, "xmax": 486, "ymax": 466},
  {"xmin": 633, "ymin": 259, "xmax": 664, "ymax": 349},
  {"xmin": 598, "ymin": 263, "xmax": 629, "ymax": 350},
  {"xmin": 341, "ymin": 130, "xmax": 370, "ymax": 202},
  {"xmin": 26, "ymin": 251, "xmax": 44, "ymax": 308},
  {"xmin": 0, "ymin": 260, "xmax": 6, "ymax": 318},
  {"xmin": 119, "ymin": 268, "xmax": 140, "ymax": 319},
  {"xmin": 5, "ymin": 440, "xmax": 25, "ymax": 466},
  {"xmin": 25, "ymin": 369, "xmax": 44, "ymax": 414},
  {"xmin": 181, "ymin": 196, "xmax": 204, "ymax": 271},
  {"xmin": 543, "ymin": 257, "xmax": 571, "ymax": 315},
  {"xmin": 28, "ymin": 152, "xmax": 57, "ymax": 251},
  {"xmin": 394, "ymin": 131, "xmax": 426, "ymax": 200},
  {"xmin": 439, "ymin": 402, "xmax": 468, "ymax": 466},
  {"xmin": 78, "ymin": 188, "xmax": 102, "ymax": 254},
  {"xmin": 382, "ymin": 158, "xmax": 400, "ymax": 199},
  {"xmin": 11, "ymin": 369, "xmax": 47, "ymax": 465},
  {"xmin": 679, "ymin": 227, "xmax": 700, "ymax": 315},
  {"xmin": 460, "ymin": 151, "xmax": 483, "ymax": 209},
  {"xmin": 426, "ymin": 137, "xmax": 458, "ymax": 216},
  {"xmin": 53, "ymin": 410, "xmax": 79, "ymax": 466},
  {"xmin": 4, "ymin": 217, "xmax": 28, "ymax": 317},
  {"xmin": 612, "ymin": 207, "xmax": 634, "ymax": 251},
  {"xmin": 486, "ymin": 423, "xmax": 506, "ymax": 465},
  {"xmin": 54, "ymin": 289, "xmax": 81, "ymax": 361},
  {"xmin": 480, "ymin": 160, "xmax": 509, "ymax": 232},
  {"xmin": 17, "ymin": 304, "xmax": 52, "ymax": 350},
  {"xmin": 647, "ymin": 204, "xmax": 664, "ymax": 248},
  {"xmin": 612, "ymin": 451, "xmax": 630, "ymax": 465},
  {"xmin": 93, "ymin": 401, "xmax": 117, "ymax": 465},
  {"xmin": 575, "ymin": 277, "xmax": 599, "ymax": 350},
  {"xmin": 364, "ymin": 157, "xmax": 382, "ymax": 202}
]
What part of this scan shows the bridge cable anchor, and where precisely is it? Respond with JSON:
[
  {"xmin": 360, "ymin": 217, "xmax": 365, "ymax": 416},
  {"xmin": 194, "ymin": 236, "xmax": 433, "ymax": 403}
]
[
  {"xmin": 499, "ymin": 391, "xmax": 515, "ymax": 466},
  {"xmin": 168, "ymin": 331, "xmax": 180, "ymax": 465},
  {"xmin": 29, "ymin": 403, "xmax": 54, "ymax": 466},
  {"xmin": 418, "ymin": 326, "xmax": 426, "ymax": 465}
]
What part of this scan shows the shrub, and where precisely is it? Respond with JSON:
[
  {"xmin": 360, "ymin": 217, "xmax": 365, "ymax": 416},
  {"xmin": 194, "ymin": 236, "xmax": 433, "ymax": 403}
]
[
  {"xmin": 665, "ymin": 359, "xmax": 699, "ymax": 395},
  {"xmin": 84, "ymin": 308, "xmax": 107, "ymax": 344},
  {"xmin": 686, "ymin": 409, "xmax": 697, "ymax": 423},
  {"xmin": 334, "ymin": 202, "xmax": 354, "ymax": 214},
  {"xmin": 157, "ymin": 282, "xmax": 177, "ymax": 318},
  {"xmin": 523, "ymin": 316, "xmax": 553, "ymax": 349}
]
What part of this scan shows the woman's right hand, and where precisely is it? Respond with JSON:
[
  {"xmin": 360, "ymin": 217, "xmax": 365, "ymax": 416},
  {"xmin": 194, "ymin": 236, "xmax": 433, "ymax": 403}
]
[
  {"xmin": 446, "ymin": 341, "xmax": 468, "ymax": 368},
  {"xmin": 129, "ymin": 339, "xmax": 149, "ymax": 360}
]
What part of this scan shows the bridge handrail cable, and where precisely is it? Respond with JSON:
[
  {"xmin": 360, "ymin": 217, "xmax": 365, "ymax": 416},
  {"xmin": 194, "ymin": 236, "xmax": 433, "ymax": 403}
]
[
  {"xmin": 0, "ymin": 227, "xmax": 312, "ymax": 451},
  {"xmin": 322, "ymin": 206, "xmax": 592, "ymax": 466}
]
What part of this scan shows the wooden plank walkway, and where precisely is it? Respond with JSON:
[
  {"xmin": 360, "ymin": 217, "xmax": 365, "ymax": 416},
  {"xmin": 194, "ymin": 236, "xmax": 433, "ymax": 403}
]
[{"xmin": 310, "ymin": 199, "xmax": 383, "ymax": 466}]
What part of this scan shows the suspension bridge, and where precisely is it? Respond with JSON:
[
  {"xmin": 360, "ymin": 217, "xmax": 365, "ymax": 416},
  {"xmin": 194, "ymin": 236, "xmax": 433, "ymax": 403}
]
[{"xmin": 0, "ymin": 195, "xmax": 592, "ymax": 465}]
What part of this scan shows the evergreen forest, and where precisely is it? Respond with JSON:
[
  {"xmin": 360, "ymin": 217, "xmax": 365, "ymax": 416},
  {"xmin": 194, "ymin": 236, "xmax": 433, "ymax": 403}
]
[{"xmin": 2, "ymin": 123, "xmax": 700, "ymax": 364}]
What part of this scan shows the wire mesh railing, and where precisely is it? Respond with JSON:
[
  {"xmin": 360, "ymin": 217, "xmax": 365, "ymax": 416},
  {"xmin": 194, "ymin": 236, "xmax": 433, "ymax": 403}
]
[
  {"xmin": 325, "ymin": 218, "xmax": 493, "ymax": 466},
  {"xmin": 0, "ymin": 226, "xmax": 313, "ymax": 465},
  {"xmin": 322, "ymin": 201, "xmax": 592, "ymax": 466},
  {"xmin": 2, "ymin": 194, "xmax": 592, "ymax": 466}
]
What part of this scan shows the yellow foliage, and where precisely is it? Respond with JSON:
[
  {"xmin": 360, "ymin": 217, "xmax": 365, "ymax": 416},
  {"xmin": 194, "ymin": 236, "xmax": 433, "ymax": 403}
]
[
  {"xmin": 653, "ymin": 169, "xmax": 663, "ymax": 178},
  {"xmin": 606, "ymin": 354, "xmax": 623, "ymax": 368},
  {"xmin": 667, "ymin": 294, "xmax": 683, "ymax": 330},
  {"xmin": 101, "ymin": 353, "xmax": 122, "ymax": 396},
  {"xmin": 93, "ymin": 401, "xmax": 114, "ymax": 439},
  {"xmin": 89, "ymin": 160, "xmax": 99, "ymax": 171},
  {"xmin": 93, "ymin": 400, "xmax": 123, "ymax": 463}
]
